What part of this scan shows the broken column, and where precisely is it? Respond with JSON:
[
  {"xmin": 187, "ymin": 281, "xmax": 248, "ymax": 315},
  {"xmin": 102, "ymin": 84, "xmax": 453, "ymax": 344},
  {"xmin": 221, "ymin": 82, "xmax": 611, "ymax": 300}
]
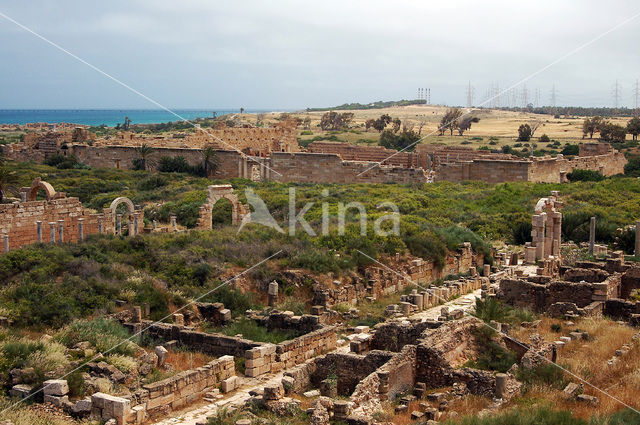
[
  {"xmin": 268, "ymin": 281, "xmax": 279, "ymax": 307},
  {"xmin": 133, "ymin": 213, "xmax": 139, "ymax": 236},
  {"xmin": 57, "ymin": 220, "xmax": 64, "ymax": 243},
  {"xmin": 78, "ymin": 218, "xmax": 84, "ymax": 241},
  {"xmin": 635, "ymin": 220, "xmax": 640, "ymax": 257},
  {"xmin": 49, "ymin": 222, "xmax": 56, "ymax": 243},
  {"xmin": 483, "ymin": 264, "xmax": 491, "ymax": 277},
  {"xmin": 171, "ymin": 215, "xmax": 177, "ymax": 231},
  {"xmin": 116, "ymin": 214, "xmax": 122, "ymax": 235},
  {"xmin": 589, "ymin": 216, "xmax": 596, "ymax": 255},
  {"xmin": 495, "ymin": 373, "xmax": 507, "ymax": 399},
  {"xmin": 132, "ymin": 306, "xmax": 142, "ymax": 323},
  {"xmin": 3, "ymin": 234, "xmax": 8, "ymax": 253},
  {"xmin": 173, "ymin": 313, "xmax": 184, "ymax": 326},
  {"xmin": 36, "ymin": 221, "xmax": 42, "ymax": 243},
  {"xmin": 98, "ymin": 215, "xmax": 103, "ymax": 234}
]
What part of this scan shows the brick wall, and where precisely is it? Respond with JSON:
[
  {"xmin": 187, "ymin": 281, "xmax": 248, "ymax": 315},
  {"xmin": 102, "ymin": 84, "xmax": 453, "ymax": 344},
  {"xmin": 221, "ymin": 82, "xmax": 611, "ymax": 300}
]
[{"xmin": 0, "ymin": 197, "xmax": 115, "ymax": 251}]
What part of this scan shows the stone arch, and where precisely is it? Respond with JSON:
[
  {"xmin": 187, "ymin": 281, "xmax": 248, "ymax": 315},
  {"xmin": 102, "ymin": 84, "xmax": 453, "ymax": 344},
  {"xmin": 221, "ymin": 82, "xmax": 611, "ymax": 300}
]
[
  {"xmin": 25, "ymin": 178, "xmax": 58, "ymax": 201},
  {"xmin": 110, "ymin": 197, "xmax": 137, "ymax": 236},
  {"xmin": 197, "ymin": 185, "xmax": 250, "ymax": 228}
]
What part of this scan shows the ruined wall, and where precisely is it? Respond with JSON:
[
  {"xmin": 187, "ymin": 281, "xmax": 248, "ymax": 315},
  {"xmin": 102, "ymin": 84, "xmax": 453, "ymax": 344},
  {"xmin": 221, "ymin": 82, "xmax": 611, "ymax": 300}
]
[
  {"xmin": 435, "ymin": 159, "xmax": 530, "ymax": 183},
  {"xmin": 415, "ymin": 145, "xmax": 516, "ymax": 166},
  {"xmin": 268, "ymin": 152, "xmax": 429, "ymax": 184},
  {"xmin": 0, "ymin": 197, "xmax": 114, "ymax": 251},
  {"xmin": 134, "ymin": 322, "xmax": 261, "ymax": 357},
  {"xmin": 567, "ymin": 151, "xmax": 627, "ymax": 176},
  {"xmin": 139, "ymin": 356, "xmax": 234, "ymax": 420},
  {"xmin": 312, "ymin": 351, "xmax": 393, "ymax": 396},
  {"xmin": 308, "ymin": 141, "xmax": 422, "ymax": 168},
  {"xmin": 313, "ymin": 244, "xmax": 480, "ymax": 307}
]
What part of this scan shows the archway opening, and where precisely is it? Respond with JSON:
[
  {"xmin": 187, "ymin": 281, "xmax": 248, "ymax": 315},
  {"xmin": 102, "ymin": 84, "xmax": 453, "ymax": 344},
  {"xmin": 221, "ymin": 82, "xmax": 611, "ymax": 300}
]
[
  {"xmin": 211, "ymin": 198, "xmax": 233, "ymax": 228},
  {"xmin": 114, "ymin": 203, "xmax": 132, "ymax": 236}
]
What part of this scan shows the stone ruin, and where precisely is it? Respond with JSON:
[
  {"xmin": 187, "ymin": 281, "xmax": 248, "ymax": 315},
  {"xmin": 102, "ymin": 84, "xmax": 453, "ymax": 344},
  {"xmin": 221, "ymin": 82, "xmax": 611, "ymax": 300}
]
[
  {"xmin": 524, "ymin": 190, "xmax": 563, "ymax": 268},
  {"xmin": 196, "ymin": 184, "xmax": 250, "ymax": 228},
  {"xmin": 0, "ymin": 178, "xmax": 144, "ymax": 253}
]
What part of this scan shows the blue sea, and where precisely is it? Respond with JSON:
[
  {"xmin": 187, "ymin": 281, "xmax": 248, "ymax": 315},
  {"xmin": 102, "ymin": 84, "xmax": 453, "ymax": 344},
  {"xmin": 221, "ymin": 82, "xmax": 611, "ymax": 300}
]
[{"xmin": 0, "ymin": 109, "xmax": 276, "ymax": 127}]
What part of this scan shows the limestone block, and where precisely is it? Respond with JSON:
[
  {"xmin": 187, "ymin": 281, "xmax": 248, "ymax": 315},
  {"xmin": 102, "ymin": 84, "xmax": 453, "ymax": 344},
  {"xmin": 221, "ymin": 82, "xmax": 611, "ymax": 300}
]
[{"xmin": 43, "ymin": 379, "xmax": 69, "ymax": 396}]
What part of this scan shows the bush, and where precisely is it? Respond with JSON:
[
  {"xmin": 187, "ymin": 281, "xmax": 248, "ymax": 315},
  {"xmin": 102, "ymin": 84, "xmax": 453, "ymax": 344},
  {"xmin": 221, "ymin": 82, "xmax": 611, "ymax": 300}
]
[
  {"xmin": 512, "ymin": 220, "xmax": 532, "ymax": 245},
  {"xmin": 441, "ymin": 406, "xmax": 587, "ymax": 425},
  {"xmin": 516, "ymin": 363, "xmax": 569, "ymax": 390},
  {"xmin": 539, "ymin": 134, "xmax": 551, "ymax": 143},
  {"xmin": 55, "ymin": 318, "xmax": 137, "ymax": 356},
  {"xmin": 208, "ymin": 318, "xmax": 299, "ymax": 344},
  {"xmin": 138, "ymin": 175, "xmax": 168, "ymax": 191},
  {"xmin": 465, "ymin": 326, "xmax": 516, "ymax": 373},
  {"xmin": 566, "ymin": 169, "xmax": 605, "ymax": 182},
  {"xmin": 624, "ymin": 156, "xmax": 640, "ymax": 177},
  {"xmin": 158, "ymin": 156, "xmax": 192, "ymax": 173}
]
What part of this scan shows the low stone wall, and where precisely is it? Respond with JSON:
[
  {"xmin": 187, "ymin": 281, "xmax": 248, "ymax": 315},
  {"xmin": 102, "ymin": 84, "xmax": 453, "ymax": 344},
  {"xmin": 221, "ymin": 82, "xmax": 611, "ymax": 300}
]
[
  {"xmin": 313, "ymin": 244, "xmax": 480, "ymax": 308},
  {"xmin": 245, "ymin": 325, "xmax": 337, "ymax": 377},
  {"xmin": 371, "ymin": 321, "xmax": 441, "ymax": 352},
  {"xmin": 140, "ymin": 356, "xmax": 235, "ymax": 420},
  {"xmin": 128, "ymin": 322, "xmax": 261, "ymax": 357},
  {"xmin": 498, "ymin": 267, "xmax": 621, "ymax": 314},
  {"xmin": 312, "ymin": 351, "xmax": 393, "ymax": 396}
]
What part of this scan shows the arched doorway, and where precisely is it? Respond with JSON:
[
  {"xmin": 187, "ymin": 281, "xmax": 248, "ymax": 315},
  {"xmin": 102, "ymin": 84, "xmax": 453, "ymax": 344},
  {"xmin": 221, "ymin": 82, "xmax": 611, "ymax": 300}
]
[
  {"xmin": 109, "ymin": 197, "xmax": 136, "ymax": 236},
  {"xmin": 211, "ymin": 197, "xmax": 234, "ymax": 228}
]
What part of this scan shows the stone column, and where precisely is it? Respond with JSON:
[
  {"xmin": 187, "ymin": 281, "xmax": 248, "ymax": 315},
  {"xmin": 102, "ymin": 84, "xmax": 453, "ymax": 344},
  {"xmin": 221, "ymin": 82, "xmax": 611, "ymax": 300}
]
[
  {"xmin": 495, "ymin": 373, "xmax": 507, "ymax": 399},
  {"xmin": 3, "ymin": 234, "xmax": 8, "ymax": 253},
  {"xmin": 171, "ymin": 215, "xmax": 177, "ymax": 231},
  {"xmin": 132, "ymin": 306, "xmax": 142, "ymax": 323},
  {"xmin": 173, "ymin": 313, "xmax": 184, "ymax": 326},
  {"xmin": 20, "ymin": 192, "xmax": 27, "ymax": 202},
  {"xmin": 98, "ymin": 215, "xmax": 103, "ymax": 234},
  {"xmin": 116, "ymin": 214, "xmax": 122, "ymax": 235},
  {"xmin": 532, "ymin": 213, "xmax": 545, "ymax": 260},
  {"xmin": 636, "ymin": 220, "xmax": 640, "ymax": 257},
  {"xmin": 133, "ymin": 213, "xmax": 139, "ymax": 236},
  {"xmin": 57, "ymin": 220, "xmax": 64, "ymax": 243},
  {"xmin": 268, "ymin": 281, "xmax": 279, "ymax": 307},
  {"xmin": 36, "ymin": 221, "xmax": 42, "ymax": 243},
  {"xmin": 483, "ymin": 264, "xmax": 491, "ymax": 277},
  {"xmin": 49, "ymin": 222, "xmax": 56, "ymax": 243},
  {"xmin": 78, "ymin": 218, "xmax": 85, "ymax": 241},
  {"xmin": 152, "ymin": 220, "xmax": 157, "ymax": 231},
  {"xmin": 589, "ymin": 216, "xmax": 596, "ymax": 255}
]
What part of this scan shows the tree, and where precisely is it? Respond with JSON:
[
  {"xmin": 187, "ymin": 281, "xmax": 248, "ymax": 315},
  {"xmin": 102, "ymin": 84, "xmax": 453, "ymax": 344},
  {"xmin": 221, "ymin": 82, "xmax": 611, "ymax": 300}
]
[
  {"xmin": 599, "ymin": 123, "xmax": 627, "ymax": 142},
  {"xmin": 439, "ymin": 108, "xmax": 463, "ymax": 136},
  {"xmin": 627, "ymin": 117, "xmax": 640, "ymax": 141},
  {"xmin": 365, "ymin": 119, "xmax": 375, "ymax": 132},
  {"xmin": 518, "ymin": 124, "xmax": 532, "ymax": 141},
  {"xmin": 456, "ymin": 116, "xmax": 479, "ymax": 136},
  {"xmin": 0, "ymin": 162, "xmax": 18, "ymax": 203},
  {"xmin": 372, "ymin": 114, "xmax": 392, "ymax": 132},
  {"xmin": 122, "ymin": 116, "xmax": 131, "ymax": 131},
  {"xmin": 379, "ymin": 129, "xmax": 420, "ymax": 151},
  {"xmin": 302, "ymin": 116, "xmax": 311, "ymax": 130},
  {"xmin": 201, "ymin": 146, "xmax": 219, "ymax": 177},
  {"xmin": 528, "ymin": 119, "xmax": 542, "ymax": 137},
  {"xmin": 391, "ymin": 118, "xmax": 402, "ymax": 133},
  {"xmin": 240, "ymin": 107, "xmax": 245, "ymax": 114},
  {"xmin": 582, "ymin": 116, "xmax": 604, "ymax": 139},
  {"xmin": 135, "ymin": 143, "xmax": 155, "ymax": 171},
  {"xmin": 320, "ymin": 112, "xmax": 354, "ymax": 131}
]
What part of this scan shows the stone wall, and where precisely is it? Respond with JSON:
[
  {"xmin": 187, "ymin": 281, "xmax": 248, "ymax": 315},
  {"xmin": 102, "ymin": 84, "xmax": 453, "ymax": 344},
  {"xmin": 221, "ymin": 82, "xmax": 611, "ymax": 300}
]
[
  {"xmin": 313, "ymin": 244, "xmax": 480, "ymax": 308},
  {"xmin": 139, "ymin": 356, "xmax": 234, "ymax": 420},
  {"xmin": 0, "ymin": 197, "xmax": 115, "ymax": 252},
  {"xmin": 435, "ymin": 159, "xmax": 530, "ymax": 183},
  {"xmin": 130, "ymin": 321, "xmax": 261, "ymax": 357},
  {"xmin": 245, "ymin": 325, "xmax": 337, "ymax": 377},
  {"xmin": 311, "ymin": 351, "xmax": 393, "ymax": 396},
  {"xmin": 308, "ymin": 141, "xmax": 422, "ymax": 168}
]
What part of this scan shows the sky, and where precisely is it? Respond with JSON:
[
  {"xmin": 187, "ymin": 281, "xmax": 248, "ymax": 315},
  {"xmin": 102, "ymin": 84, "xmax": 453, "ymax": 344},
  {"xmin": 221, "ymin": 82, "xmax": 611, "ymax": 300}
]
[{"xmin": 0, "ymin": 0, "xmax": 639, "ymax": 110}]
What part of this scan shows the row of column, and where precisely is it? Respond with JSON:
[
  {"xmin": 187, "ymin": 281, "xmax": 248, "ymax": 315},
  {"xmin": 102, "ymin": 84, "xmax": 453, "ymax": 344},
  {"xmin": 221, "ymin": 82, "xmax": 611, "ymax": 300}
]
[{"xmin": 34, "ymin": 219, "xmax": 86, "ymax": 244}]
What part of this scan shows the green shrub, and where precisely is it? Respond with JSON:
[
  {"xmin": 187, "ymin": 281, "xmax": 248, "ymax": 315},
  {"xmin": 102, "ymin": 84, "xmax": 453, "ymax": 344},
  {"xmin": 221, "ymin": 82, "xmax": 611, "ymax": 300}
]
[
  {"xmin": 441, "ymin": 406, "xmax": 586, "ymax": 425},
  {"xmin": 561, "ymin": 144, "xmax": 579, "ymax": 156},
  {"xmin": 208, "ymin": 318, "xmax": 299, "ymax": 344},
  {"xmin": 512, "ymin": 220, "xmax": 532, "ymax": 245},
  {"xmin": 567, "ymin": 169, "xmax": 605, "ymax": 182},
  {"xmin": 465, "ymin": 326, "xmax": 516, "ymax": 373},
  {"xmin": 516, "ymin": 363, "xmax": 569, "ymax": 390},
  {"xmin": 55, "ymin": 318, "xmax": 137, "ymax": 356},
  {"xmin": 138, "ymin": 175, "xmax": 168, "ymax": 191}
]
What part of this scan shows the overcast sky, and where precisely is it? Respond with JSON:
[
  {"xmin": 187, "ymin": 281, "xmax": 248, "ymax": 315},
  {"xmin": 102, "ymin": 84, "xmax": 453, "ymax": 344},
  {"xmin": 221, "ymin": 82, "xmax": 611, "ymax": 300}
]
[{"xmin": 1, "ymin": 0, "xmax": 639, "ymax": 109}]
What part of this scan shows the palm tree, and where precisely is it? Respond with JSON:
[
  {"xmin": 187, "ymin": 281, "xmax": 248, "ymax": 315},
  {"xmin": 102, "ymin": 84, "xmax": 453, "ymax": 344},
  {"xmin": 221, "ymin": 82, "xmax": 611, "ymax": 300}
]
[
  {"xmin": 135, "ymin": 144, "xmax": 155, "ymax": 171},
  {"xmin": 0, "ymin": 164, "xmax": 19, "ymax": 203},
  {"xmin": 201, "ymin": 146, "xmax": 219, "ymax": 178}
]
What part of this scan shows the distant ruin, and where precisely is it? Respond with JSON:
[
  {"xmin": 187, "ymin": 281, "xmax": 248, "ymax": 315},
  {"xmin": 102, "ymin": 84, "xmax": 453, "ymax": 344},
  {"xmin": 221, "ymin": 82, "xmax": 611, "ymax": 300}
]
[{"xmin": 2, "ymin": 125, "xmax": 627, "ymax": 185}]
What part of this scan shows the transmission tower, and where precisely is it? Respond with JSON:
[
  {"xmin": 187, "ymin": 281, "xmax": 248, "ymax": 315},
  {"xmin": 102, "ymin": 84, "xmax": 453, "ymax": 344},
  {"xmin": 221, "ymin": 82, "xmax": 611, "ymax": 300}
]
[
  {"xmin": 613, "ymin": 79, "xmax": 620, "ymax": 111},
  {"xmin": 634, "ymin": 79, "xmax": 639, "ymax": 115},
  {"xmin": 550, "ymin": 84, "xmax": 558, "ymax": 115},
  {"xmin": 427, "ymin": 88, "xmax": 431, "ymax": 105},
  {"xmin": 466, "ymin": 81, "xmax": 474, "ymax": 108}
]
